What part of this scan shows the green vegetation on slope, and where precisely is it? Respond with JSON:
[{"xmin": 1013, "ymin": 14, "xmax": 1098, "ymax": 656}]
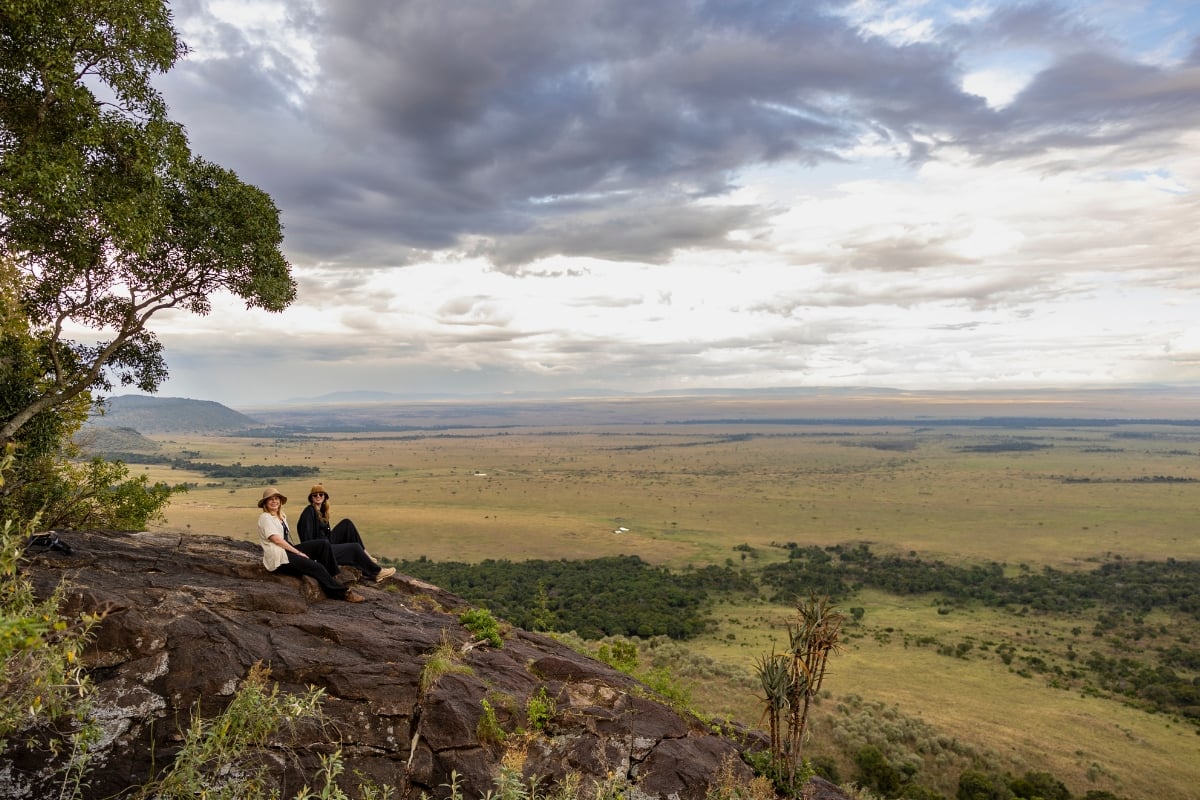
[
  {"xmin": 396, "ymin": 554, "xmax": 757, "ymax": 639},
  {"xmin": 761, "ymin": 543, "xmax": 1200, "ymax": 617},
  {"xmin": 390, "ymin": 545, "xmax": 1200, "ymax": 729}
]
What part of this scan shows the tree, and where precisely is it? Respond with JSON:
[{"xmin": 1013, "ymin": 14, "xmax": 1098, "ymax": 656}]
[
  {"xmin": 957, "ymin": 770, "xmax": 1014, "ymax": 800},
  {"xmin": 753, "ymin": 594, "xmax": 843, "ymax": 793},
  {"xmin": 1009, "ymin": 771, "xmax": 1070, "ymax": 800},
  {"xmin": 0, "ymin": 0, "xmax": 296, "ymax": 444},
  {"xmin": 784, "ymin": 594, "xmax": 843, "ymax": 777},
  {"xmin": 854, "ymin": 744, "xmax": 904, "ymax": 796}
]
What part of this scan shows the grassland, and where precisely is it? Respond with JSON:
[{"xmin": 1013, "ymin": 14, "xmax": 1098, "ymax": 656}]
[{"xmin": 135, "ymin": 402, "xmax": 1200, "ymax": 799}]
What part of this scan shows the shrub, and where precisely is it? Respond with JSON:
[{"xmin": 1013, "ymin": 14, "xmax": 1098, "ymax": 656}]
[
  {"xmin": 133, "ymin": 662, "xmax": 324, "ymax": 799},
  {"xmin": 477, "ymin": 698, "xmax": 507, "ymax": 745},
  {"xmin": 0, "ymin": 517, "xmax": 101, "ymax": 744},
  {"xmin": 855, "ymin": 744, "xmax": 904, "ymax": 795},
  {"xmin": 525, "ymin": 687, "xmax": 556, "ymax": 732},
  {"xmin": 640, "ymin": 665, "xmax": 693, "ymax": 712},
  {"xmin": 0, "ymin": 489, "xmax": 105, "ymax": 795},
  {"xmin": 460, "ymin": 608, "xmax": 504, "ymax": 648},
  {"xmin": 956, "ymin": 769, "xmax": 1013, "ymax": 800},
  {"xmin": 597, "ymin": 639, "xmax": 639, "ymax": 673},
  {"xmin": 1008, "ymin": 771, "xmax": 1070, "ymax": 800},
  {"xmin": 420, "ymin": 634, "xmax": 474, "ymax": 692}
]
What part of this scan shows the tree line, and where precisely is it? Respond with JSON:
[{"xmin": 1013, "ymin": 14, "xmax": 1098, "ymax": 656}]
[
  {"xmin": 760, "ymin": 543, "xmax": 1200, "ymax": 619},
  {"xmin": 395, "ymin": 554, "xmax": 757, "ymax": 640},
  {"xmin": 97, "ymin": 452, "xmax": 318, "ymax": 480},
  {"xmin": 392, "ymin": 543, "xmax": 1200, "ymax": 727}
]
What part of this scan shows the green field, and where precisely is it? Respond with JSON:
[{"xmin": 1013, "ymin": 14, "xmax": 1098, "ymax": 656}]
[{"xmin": 138, "ymin": 414, "xmax": 1200, "ymax": 799}]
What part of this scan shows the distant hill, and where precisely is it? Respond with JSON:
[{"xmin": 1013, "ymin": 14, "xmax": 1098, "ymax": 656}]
[
  {"xmin": 88, "ymin": 395, "xmax": 261, "ymax": 434},
  {"xmin": 73, "ymin": 425, "xmax": 161, "ymax": 454}
]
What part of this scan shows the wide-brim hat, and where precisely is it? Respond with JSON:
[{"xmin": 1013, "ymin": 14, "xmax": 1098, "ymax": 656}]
[
  {"xmin": 258, "ymin": 487, "xmax": 288, "ymax": 508},
  {"xmin": 308, "ymin": 484, "xmax": 329, "ymax": 501}
]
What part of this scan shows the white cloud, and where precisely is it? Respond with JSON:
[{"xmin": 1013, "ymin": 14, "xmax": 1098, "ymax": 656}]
[{"xmin": 961, "ymin": 67, "xmax": 1031, "ymax": 108}]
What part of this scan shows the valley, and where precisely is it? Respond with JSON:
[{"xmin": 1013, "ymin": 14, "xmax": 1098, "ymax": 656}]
[{"xmin": 109, "ymin": 393, "xmax": 1200, "ymax": 799}]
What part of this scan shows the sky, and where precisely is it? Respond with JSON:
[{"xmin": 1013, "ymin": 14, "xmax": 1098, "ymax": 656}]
[{"xmin": 140, "ymin": 0, "xmax": 1200, "ymax": 407}]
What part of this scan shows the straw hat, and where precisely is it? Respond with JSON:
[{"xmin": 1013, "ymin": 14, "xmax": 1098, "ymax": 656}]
[{"xmin": 257, "ymin": 487, "xmax": 288, "ymax": 508}]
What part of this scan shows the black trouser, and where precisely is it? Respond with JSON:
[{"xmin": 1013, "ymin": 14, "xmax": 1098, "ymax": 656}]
[
  {"xmin": 330, "ymin": 519, "xmax": 365, "ymax": 547},
  {"xmin": 274, "ymin": 539, "xmax": 347, "ymax": 598},
  {"xmin": 328, "ymin": 519, "xmax": 380, "ymax": 577},
  {"xmin": 331, "ymin": 542, "xmax": 381, "ymax": 578}
]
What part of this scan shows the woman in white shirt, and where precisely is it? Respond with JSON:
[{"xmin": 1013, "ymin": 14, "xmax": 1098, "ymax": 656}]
[{"xmin": 256, "ymin": 487, "xmax": 364, "ymax": 603}]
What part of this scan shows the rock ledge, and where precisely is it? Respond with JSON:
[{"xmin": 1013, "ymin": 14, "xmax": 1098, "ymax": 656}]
[{"xmin": 11, "ymin": 530, "xmax": 792, "ymax": 800}]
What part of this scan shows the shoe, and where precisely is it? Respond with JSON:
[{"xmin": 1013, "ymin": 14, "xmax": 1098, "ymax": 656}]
[
  {"xmin": 374, "ymin": 567, "xmax": 397, "ymax": 583},
  {"xmin": 344, "ymin": 589, "xmax": 366, "ymax": 603}
]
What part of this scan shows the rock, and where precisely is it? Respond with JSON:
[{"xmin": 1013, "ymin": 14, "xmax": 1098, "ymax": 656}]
[
  {"xmin": 802, "ymin": 776, "xmax": 854, "ymax": 800},
  {"xmin": 7, "ymin": 529, "xmax": 824, "ymax": 800}
]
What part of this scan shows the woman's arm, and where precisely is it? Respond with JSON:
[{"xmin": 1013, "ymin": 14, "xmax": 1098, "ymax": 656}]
[
  {"xmin": 296, "ymin": 505, "xmax": 319, "ymax": 542},
  {"xmin": 268, "ymin": 533, "xmax": 309, "ymax": 558}
]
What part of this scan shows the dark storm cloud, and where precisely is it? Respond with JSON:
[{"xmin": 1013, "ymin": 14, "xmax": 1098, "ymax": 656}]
[
  {"xmin": 160, "ymin": 0, "xmax": 1200, "ymax": 270},
  {"xmin": 954, "ymin": 1, "xmax": 1104, "ymax": 51},
  {"xmin": 946, "ymin": 4, "xmax": 1200, "ymax": 161},
  {"xmin": 485, "ymin": 200, "xmax": 767, "ymax": 269},
  {"xmin": 952, "ymin": 51, "xmax": 1200, "ymax": 165}
]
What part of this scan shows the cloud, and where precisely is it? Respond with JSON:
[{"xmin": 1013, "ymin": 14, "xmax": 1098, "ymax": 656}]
[
  {"xmin": 983, "ymin": 53, "xmax": 1200, "ymax": 159},
  {"xmin": 159, "ymin": 1, "xmax": 1200, "ymax": 274},
  {"xmin": 161, "ymin": 0, "xmax": 983, "ymax": 269},
  {"xmin": 484, "ymin": 199, "xmax": 768, "ymax": 269},
  {"xmin": 138, "ymin": 1, "xmax": 1200, "ymax": 403}
]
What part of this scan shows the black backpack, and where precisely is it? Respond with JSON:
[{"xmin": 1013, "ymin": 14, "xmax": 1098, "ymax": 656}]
[{"xmin": 27, "ymin": 531, "xmax": 73, "ymax": 555}]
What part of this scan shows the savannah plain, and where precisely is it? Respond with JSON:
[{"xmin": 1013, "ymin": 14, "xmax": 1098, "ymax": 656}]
[{"xmin": 133, "ymin": 391, "xmax": 1200, "ymax": 799}]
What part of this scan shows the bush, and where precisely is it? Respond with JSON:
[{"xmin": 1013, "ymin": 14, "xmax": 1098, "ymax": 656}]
[
  {"xmin": 855, "ymin": 744, "xmax": 904, "ymax": 795},
  {"xmin": 460, "ymin": 607, "xmax": 504, "ymax": 648},
  {"xmin": 957, "ymin": 770, "xmax": 1013, "ymax": 800},
  {"xmin": 525, "ymin": 687, "xmax": 556, "ymax": 732},
  {"xmin": 1009, "ymin": 770, "xmax": 1070, "ymax": 800},
  {"xmin": 0, "ymin": 510, "xmax": 103, "ymax": 793},
  {"xmin": 477, "ymin": 698, "xmax": 506, "ymax": 745}
]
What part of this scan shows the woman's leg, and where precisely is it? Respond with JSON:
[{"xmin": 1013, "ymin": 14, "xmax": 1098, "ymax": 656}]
[
  {"xmin": 331, "ymin": 542, "xmax": 381, "ymax": 578},
  {"xmin": 275, "ymin": 551, "xmax": 347, "ymax": 599},
  {"xmin": 329, "ymin": 519, "xmax": 366, "ymax": 548},
  {"xmin": 296, "ymin": 539, "xmax": 342, "ymax": 576}
]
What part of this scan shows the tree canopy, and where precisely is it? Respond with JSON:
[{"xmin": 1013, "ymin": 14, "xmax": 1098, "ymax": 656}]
[{"xmin": 0, "ymin": 0, "xmax": 296, "ymax": 443}]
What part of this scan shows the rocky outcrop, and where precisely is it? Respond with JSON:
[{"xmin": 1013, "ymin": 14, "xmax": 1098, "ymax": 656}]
[{"xmin": 9, "ymin": 530, "xmax": 789, "ymax": 800}]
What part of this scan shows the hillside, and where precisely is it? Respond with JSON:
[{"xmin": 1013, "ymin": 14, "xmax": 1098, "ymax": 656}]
[
  {"xmin": 12, "ymin": 530, "xmax": 800, "ymax": 800},
  {"xmin": 72, "ymin": 425, "xmax": 161, "ymax": 454},
  {"xmin": 89, "ymin": 394, "xmax": 261, "ymax": 434}
]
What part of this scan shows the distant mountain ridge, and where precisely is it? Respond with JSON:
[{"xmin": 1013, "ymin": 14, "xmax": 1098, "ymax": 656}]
[
  {"xmin": 282, "ymin": 382, "xmax": 1200, "ymax": 407},
  {"xmin": 89, "ymin": 395, "xmax": 260, "ymax": 434}
]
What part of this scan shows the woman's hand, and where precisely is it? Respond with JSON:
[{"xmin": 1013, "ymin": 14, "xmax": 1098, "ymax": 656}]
[{"xmin": 270, "ymin": 534, "xmax": 308, "ymax": 558}]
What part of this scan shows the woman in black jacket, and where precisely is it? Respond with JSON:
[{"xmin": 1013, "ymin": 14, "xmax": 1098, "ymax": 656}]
[{"xmin": 297, "ymin": 484, "xmax": 396, "ymax": 583}]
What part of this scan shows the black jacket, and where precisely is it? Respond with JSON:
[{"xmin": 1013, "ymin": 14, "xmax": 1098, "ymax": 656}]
[{"xmin": 296, "ymin": 504, "xmax": 332, "ymax": 543}]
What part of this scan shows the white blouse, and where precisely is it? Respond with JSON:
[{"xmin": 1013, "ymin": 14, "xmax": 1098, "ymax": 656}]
[{"xmin": 257, "ymin": 511, "xmax": 291, "ymax": 571}]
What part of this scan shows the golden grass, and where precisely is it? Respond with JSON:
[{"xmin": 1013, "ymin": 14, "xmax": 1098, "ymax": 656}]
[
  {"xmin": 147, "ymin": 425, "xmax": 1200, "ymax": 568},
  {"xmin": 689, "ymin": 590, "xmax": 1200, "ymax": 798}
]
